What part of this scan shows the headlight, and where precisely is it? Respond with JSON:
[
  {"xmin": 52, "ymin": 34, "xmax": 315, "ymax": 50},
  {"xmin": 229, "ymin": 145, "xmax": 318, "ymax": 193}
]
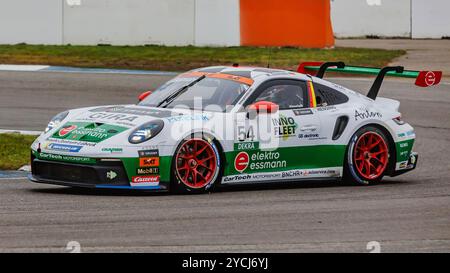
[
  {"xmin": 128, "ymin": 120, "xmax": 164, "ymax": 144},
  {"xmin": 44, "ymin": 111, "xmax": 69, "ymax": 133}
]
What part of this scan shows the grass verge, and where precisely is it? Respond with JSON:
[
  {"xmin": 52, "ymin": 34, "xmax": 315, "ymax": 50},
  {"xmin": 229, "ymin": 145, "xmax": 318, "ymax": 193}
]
[
  {"xmin": 0, "ymin": 134, "xmax": 36, "ymax": 170},
  {"xmin": 0, "ymin": 44, "xmax": 405, "ymax": 71}
]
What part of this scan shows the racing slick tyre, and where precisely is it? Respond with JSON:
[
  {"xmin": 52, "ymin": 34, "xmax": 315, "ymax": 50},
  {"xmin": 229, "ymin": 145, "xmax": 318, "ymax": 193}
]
[
  {"xmin": 344, "ymin": 126, "xmax": 391, "ymax": 185},
  {"xmin": 171, "ymin": 133, "xmax": 222, "ymax": 194}
]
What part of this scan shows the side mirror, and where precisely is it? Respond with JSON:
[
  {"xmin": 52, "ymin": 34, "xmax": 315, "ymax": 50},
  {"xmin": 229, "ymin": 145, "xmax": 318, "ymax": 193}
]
[
  {"xmin": 138, "ymin": 90, "xmax": 152, "ymax": 102},
  {"xmin": 247, "ymin": 101, "xmax": 279, "ymax": 119}
]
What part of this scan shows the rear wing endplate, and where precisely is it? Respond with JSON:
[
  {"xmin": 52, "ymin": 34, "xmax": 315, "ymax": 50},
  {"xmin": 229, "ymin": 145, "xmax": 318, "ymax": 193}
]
[{"xmin": 298, "ymin": 61, "xmax": 442, "ymax": 99}]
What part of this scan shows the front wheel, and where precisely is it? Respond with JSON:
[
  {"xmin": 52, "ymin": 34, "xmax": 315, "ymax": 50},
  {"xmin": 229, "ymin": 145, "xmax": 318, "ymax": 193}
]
[
  {"xmin": 344, "ymin": 126, "xmax": 391, "ymax": 185},
  {"xmin": 171, "ymin": 134, "xmax": 222, "ymax": 193}
]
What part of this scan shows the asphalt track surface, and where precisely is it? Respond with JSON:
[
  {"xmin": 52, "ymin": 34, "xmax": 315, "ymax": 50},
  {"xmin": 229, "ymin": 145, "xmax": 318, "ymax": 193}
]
[{"xmin": 0, "ymin": 71, "xmax": 449, "ymax": 252}]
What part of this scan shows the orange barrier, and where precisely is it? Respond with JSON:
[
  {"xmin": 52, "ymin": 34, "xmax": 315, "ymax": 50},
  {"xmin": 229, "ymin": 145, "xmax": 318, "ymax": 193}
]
[{"xmin": 240, "ymin": 0, "xmax": 334, "ymax": 48}]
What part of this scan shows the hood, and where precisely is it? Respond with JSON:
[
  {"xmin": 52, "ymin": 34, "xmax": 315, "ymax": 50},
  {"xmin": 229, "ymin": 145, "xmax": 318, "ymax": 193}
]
[
  {"xmin": 50, "ymin": 105, "xmax": 175, "ymax": 144},
  {"xmin": 73, "ymin": 105, "xmax": 176, "ymax": 127},
  {"xmin": 45, "ymin": 105, "xmax": 212, "ymax": 146}
]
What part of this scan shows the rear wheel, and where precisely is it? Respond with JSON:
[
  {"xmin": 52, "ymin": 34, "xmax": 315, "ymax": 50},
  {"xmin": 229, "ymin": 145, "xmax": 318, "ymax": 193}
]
[
  {"xmin": 344, "ymin": 126, "xmax": 390, "ymax": 185},
  {"xmin": 171, "ymin": 134, "xmax": 221, "ymax": 193}
]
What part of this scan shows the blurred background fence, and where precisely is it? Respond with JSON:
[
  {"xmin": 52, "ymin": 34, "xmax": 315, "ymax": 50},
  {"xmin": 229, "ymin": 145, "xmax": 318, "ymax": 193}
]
[{"xmin": 0, "ymin": 0, "xmax": 449, "ymax": 48}]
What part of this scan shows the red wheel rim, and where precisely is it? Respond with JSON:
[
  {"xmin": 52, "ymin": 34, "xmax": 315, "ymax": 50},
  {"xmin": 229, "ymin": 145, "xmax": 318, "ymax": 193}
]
[
  {"xmin": 175, "ymin": 138, "xmax": 218, "ymax": 189},
  {"xmin": 353, "ymin": 132, "xmax": 389, "ymax": 180}
]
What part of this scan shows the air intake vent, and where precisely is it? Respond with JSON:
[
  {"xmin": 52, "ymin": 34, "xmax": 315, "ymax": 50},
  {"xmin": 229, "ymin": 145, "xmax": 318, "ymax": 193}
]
[{"xmin": 332, "ymin": 116, "xmax": 349, "ymax": 140}]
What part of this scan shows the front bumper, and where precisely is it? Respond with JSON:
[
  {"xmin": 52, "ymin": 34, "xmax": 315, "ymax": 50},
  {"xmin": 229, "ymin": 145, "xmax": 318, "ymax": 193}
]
[{"xmin": 29, "ymin": 157, "xmax": 167, "ymax": 191}]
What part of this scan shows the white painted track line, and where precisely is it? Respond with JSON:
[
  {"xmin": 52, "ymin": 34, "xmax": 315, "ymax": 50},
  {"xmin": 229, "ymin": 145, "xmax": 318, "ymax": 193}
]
[
  {"xmin": 0, "ymin": 64, "xmax": 49, "ymax": 71},
  {"xmin": 0, "ymin": 129, "xmax": 42, "ymax": 135}
]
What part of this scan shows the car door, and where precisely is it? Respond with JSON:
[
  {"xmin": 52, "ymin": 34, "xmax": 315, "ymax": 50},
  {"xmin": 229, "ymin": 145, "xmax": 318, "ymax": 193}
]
[{"xmin": 231, "ymin": 79, "xmax": 323, "ymax": 180}]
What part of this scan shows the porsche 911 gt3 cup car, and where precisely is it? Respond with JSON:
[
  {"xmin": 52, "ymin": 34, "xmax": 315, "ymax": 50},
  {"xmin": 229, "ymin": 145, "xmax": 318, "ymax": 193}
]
[{"xmin": 29, "ymin": 62, "xmax": 442, "ymax": 193}]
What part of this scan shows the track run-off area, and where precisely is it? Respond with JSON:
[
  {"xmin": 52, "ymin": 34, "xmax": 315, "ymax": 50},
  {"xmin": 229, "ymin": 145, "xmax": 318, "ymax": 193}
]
[{"xmin": 0, "ymin": 70, "xmax": 449, "ymax": 252}]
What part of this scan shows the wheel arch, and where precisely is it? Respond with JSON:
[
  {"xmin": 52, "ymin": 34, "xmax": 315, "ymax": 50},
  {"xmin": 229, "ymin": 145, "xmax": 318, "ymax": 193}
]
[
  {"xmin": 348, "ymin": 122, "xmax": 397, "ymax": 175},
  {"xmin": 168, "ymin": 130, "xmax": 227, "ymax": 191}
]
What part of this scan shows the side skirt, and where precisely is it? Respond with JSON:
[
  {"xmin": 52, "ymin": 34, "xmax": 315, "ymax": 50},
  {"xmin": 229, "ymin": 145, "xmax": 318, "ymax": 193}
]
[
  {"xmin": 221, "ymin": 167, "xmax": 343, "ymax": 185},
  {"xmin": 219, "ymin": 177, "xmax": 341, "ymax": 188}
]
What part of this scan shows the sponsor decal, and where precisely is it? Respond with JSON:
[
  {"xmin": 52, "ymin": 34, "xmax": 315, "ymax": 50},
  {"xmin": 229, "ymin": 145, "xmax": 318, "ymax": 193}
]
[
  {"xmin": 249, "ymin": 173, "xmax": 282, "ymax": 180},
  {"xmin": 132, "ymin": 175, "xmax": 160, "ymax": 184},
  {"xmin": 101, "ymin": 148, "xmax": 123, "ymax": 153},
  {"xmin": 223, "ymin": 172, "xmax": 282, "ymax": 183},
  {"xmin": 46, "ymin": 143, "xmax": 82, "ymax": 153},
  {"xmin": 424, "ymin": 71, "xmax": 436, "ymax": 86},
  {"xmin": 399, "ymin": 151, "xmax": 409, "ymax": 157},
  {"xmin": 138, "ymin": 149, "xmax": 159, "ymax": 157},
  {"xmin": 354, "ymin": 109, "xmax": 382, "ymax": 121},
  {"xmin": 249, "ymin": 151, "xmax": 286, "ymax": 171},
  {"xmin": 397, "ymin": 130, "xmax": 416, "ymax": 137},
  {"xmin": 76, "ymin": 118, "xmax": 135, "ymax": 128},
  {"xmin": 223, "ymin": 174, "xmax": 252, "ymax": 183},
  {"xmin": 298, "ymin": 133, "xmax": 326, "ymax": 141},
  {"xmin": 87, "ymin": 112, "xmax": 139, "ymax": 123},
  {"xmin": 398, "ymin": 130, "xmax": 415, "ymax": 138},
  {"xmin": 37, "ymin": 152, "xmax": 96, "ymax": 164},
  {"xmin": 227, "ymin": 145, "xmax": 347, "ymax": 177},
  {"xmin": 106, "ymin": 171, "xmax": 117, "ymax": 180},
  {"xmin": 316, "ymin": 106, "xmax": 337, "ymax": 112},
  {"xmin": 272, "ymin": 115, "xmax": 297, "ymax": 139},
  {"xmin": 139, "ymin": 157, "xmax": 159, "ymax": 167},
  {"xmin": 234, "ymin": 142, "xmax": 259, "ymax": 151},
  {"xmin": 90, "ymin": 106, "xmax": 172, "ymax": 118},
  {"xmin": 234, "ymin": 150, "xmax": 287, "ymax": 173},
  {"xmin": 166, "ymin": 114, "xmax": 210, "ymax": 123},
  {"xmin": 281, "ymin": 169, "xmax": 305, "ymax": 178},
  {"xmin": 293, "ymin": 109, "xmax": 313, "ymax": 116},
  {"xmin": 59, "ymin": 125, "xmax": 77, "ymax": 137},
  {"xmin": 415, "ymin": 71, "xmax": 441, "ymax": 87},
  {"xmin": 137, "ymin": 167, "xmax": 160, "ymax": 175},
  {"xmin": 396, "ymin": 158, "xmax": 416, "ymax": 171},
  {"xmin": 396, "ymin": 139, "xmax": 414, "ymax": 162},
  {"xmin": 223, "ymin": 167, "xmax": 341, "ymax": 184},
  {"xmin": 47, "ymin": 137, "xmax": 96, "ymax": 147},
  {"xmin": 281, "ymin": 168, "xmax": 339, "ymax": 178},
  {"xmin": 53, "ymin": 122, "xmax": 127, "ymax": 143},
  {"xmin": 70, "ymin": 127, "xmax": 108, "ymax": 141},
  {"xmin": 396, "ymin": 161, "xmax": 409, "ymax": 170},
  {"xmin": 234, "ymin": 152, "xmax": 249, "ymax": 173}
]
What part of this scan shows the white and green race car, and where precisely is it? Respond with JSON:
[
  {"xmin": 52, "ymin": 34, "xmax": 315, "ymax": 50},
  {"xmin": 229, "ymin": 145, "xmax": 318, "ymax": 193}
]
[{"xmin": 29, "ymin": 62, "xmax": 442, "ymax": 193}]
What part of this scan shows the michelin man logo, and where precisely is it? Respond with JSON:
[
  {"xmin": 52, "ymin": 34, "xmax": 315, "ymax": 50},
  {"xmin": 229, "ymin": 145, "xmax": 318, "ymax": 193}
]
[{"xmin": 366, "ymin": 0, "xmax": 382, "ymax": 6}]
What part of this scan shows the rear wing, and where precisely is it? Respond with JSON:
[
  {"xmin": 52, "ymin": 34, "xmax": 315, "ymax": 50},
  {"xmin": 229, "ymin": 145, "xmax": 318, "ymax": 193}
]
[{"xmin": 297, "ymin": 61, "xmax": 442, "ymax": 100}]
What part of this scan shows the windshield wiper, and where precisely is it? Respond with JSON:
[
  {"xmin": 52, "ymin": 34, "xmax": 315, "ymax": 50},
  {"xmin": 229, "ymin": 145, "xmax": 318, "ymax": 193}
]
[{"xmin": 157, "ymin": 75, "xmax": 206, "ymax": 108}]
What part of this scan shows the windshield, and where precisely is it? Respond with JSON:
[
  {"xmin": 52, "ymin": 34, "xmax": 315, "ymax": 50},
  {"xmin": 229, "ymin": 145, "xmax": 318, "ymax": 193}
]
[{"xmin": 139, "ymin": 76, "xmax": 250, "ymax": 112}]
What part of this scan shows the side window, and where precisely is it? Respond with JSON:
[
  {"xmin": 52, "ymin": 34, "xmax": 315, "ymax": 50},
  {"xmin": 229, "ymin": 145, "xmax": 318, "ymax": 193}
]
[
  {"xmin": 250, "ymin": 80, "xmax": 308, "ymax": 110},
  {"xmin": 313, "ymin": 83, "xmax": 349, "ymax": 106}
]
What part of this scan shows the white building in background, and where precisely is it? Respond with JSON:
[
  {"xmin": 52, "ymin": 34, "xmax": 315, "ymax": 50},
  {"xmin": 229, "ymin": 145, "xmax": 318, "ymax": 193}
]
[
  {"xmin": 0, "ymin": 0, "xmax": 241, "ymax": 46},
  {"xmin": 331, "ymin": 0, "xmax": 450, "ymax": 38},
  {"xmin": 0, "ymin": 0, "xmax": 448, "ymax": 46}
]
